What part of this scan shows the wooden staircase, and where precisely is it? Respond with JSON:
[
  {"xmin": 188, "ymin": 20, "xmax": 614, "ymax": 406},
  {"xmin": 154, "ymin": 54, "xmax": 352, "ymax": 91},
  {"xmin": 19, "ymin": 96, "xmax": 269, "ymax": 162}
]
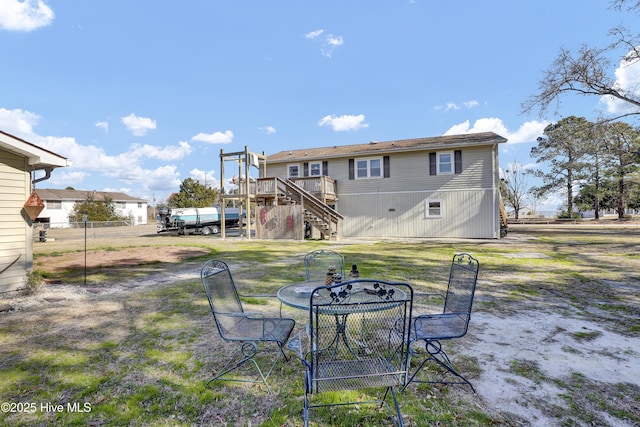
[
  {"xmin": 499, "ymin": 195, "xmax": 508, "ymax": 238},
  {"xmin": 259, "ymin": 177, "xmax": 343, "ymax": 239}
]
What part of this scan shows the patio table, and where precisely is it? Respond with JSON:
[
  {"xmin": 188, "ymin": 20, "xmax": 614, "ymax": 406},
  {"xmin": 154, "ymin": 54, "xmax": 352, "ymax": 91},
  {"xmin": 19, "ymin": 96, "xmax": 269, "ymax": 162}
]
[{"xmin": 278, "ymin": 280, "xmax": 408, "ymax": 358}]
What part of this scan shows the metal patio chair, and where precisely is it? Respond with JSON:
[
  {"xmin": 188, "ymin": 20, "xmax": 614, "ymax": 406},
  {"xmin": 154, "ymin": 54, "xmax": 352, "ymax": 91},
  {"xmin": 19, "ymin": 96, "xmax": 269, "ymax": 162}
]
[
  {"xmin": 404, "ymin": 253, "xmax": 479, "ymax": 392},
  {"xmin": 201, "ymin": 260, "xmax": 295, "ymax": 392},
  {"xmin": 303, "ymin": 249, "xmax": 345, "ymax": 282},
  {"xmin": 288, "ymin": 279, "xmax": 413, "ymax": 426}
]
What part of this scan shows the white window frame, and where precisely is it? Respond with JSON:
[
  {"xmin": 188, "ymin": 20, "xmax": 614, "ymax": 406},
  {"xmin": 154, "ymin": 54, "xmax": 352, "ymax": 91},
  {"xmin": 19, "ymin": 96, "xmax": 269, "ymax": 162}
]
[
  {"xmin": 309, "ymin": 161, "xmax": 322, "ymax": 176},
  {"xmin": 287, "ymin": 163, "xmax": 301, "ymax": 178},
  {"xmin": 46, "ymin": 200, "xmax": 62, "ymax": 209},
  {"xmin": 437, "ymin": 151, "xmax": 454, "ymax": 175},
  {"xmin": 425, "ymin": 199, "xmax": 444, "ymax": 218},
  {"xmin": 115, "ymin": 201, "xmax": 126, "ymax": 210},
  {"xmin": 355, "ymin": 156, "xmax": 383, "ymax": 179}
]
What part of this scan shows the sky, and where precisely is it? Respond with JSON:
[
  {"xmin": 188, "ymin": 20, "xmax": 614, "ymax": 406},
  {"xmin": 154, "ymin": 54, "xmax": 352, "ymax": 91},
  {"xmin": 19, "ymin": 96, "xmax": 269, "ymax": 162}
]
[{"xmin": 1, "ymin": 0, "xmax": 639, "ymax": 213}]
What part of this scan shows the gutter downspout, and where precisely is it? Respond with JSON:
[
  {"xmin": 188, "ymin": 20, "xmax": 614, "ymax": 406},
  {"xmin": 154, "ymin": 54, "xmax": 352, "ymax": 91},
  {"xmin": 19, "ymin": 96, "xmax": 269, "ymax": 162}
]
[{"xmin": 32, "ymin": 167, "xmax": 54, "ymax": 185}]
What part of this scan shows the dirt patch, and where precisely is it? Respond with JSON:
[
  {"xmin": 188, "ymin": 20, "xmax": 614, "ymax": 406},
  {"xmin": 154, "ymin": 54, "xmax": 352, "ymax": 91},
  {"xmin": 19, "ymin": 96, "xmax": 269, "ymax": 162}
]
[{"xmin": 33, "ymin": 246, "xmax": 210, "ymax": 271}]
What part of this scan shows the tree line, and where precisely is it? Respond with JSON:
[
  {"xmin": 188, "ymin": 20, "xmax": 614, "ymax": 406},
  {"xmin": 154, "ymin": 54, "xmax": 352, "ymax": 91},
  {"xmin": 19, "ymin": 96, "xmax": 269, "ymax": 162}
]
[{"xmin": 502, "ymin": 117, "xmax": 640, "ymax": 219}]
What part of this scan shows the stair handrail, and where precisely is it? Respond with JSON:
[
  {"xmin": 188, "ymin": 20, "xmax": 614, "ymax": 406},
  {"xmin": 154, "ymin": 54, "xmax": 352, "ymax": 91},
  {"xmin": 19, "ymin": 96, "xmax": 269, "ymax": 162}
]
[{"xmin": 276, "ymin": 177, "xmax": 344, "ymax": 221}]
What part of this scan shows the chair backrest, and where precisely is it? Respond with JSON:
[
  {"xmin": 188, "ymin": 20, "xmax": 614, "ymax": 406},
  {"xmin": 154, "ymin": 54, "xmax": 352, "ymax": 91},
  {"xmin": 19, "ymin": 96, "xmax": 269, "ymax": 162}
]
[
  {"xmin": 443, "ymin": 253, "xmax": 480, "ymax": 316},
  {"xmin": 304, "ymin": 249, "xmax": 345, "ymax": 281},
  {"xmin": 308, "ymin": 279, "xmax": 413, "ymax": 393},
  {"xmin": 201, "ymin": 260, "xmax": 244, "ymax": 339}
]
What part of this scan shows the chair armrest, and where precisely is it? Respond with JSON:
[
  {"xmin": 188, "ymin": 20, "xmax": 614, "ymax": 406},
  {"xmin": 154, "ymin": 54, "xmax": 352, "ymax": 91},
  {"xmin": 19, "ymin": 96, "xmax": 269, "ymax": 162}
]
[{"xmin": 286, "ymin": 331, "xmax": 311, "ymax": 370}]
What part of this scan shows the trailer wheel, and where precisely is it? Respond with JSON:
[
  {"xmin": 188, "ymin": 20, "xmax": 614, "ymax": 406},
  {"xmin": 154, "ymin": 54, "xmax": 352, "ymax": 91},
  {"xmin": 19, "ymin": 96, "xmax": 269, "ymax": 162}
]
[{"xmin": 202, "ymin": 225, "xmax": 219, "ymax": 235}]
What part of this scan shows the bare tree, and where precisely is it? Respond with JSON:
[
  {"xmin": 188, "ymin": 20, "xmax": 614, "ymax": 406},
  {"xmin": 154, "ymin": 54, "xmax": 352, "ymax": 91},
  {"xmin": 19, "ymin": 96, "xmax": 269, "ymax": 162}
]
[
  {"xmin": 500, "ymin": 162, "xmax": 532, "ymax": 219},
  {"xmin": 522, "ymin": 1, "xmax": 640, "ymax": 120}
]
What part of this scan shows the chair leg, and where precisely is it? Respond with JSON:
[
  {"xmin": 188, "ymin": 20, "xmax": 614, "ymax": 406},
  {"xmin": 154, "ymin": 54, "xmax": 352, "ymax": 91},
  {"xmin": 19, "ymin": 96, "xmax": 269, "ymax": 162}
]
[
  {"xmin": 206, "ymin": 341, "xmax": 284, "ymax": 393},
  {"xmin": 404, "ymin": 339, "xmax": 475, "ymax": 392},
  {"xmin": 382, "ymin": 386, "xmax": 405, "ymax": 427}
]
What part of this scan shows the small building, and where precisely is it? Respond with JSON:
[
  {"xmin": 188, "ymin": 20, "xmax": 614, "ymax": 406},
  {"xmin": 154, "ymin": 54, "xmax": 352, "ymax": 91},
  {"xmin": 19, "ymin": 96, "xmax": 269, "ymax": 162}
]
[
  {"xmin": 0, "ymin": 130, "xmax": 69, "ymax": 293},
  {"xmin": 257, "ymin": 132, "xmax": 507, "ymax": 239},
  {"xmin": 35, "ymin": 189, "xmax": 148, "ymax": 227}
]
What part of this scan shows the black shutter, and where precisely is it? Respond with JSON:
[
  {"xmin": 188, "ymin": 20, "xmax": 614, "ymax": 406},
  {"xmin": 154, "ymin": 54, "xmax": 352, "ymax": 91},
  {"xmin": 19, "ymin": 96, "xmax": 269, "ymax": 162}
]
[
  {"xmin": 348, "ymin": 159, "xmax": 354, "ymax": 180},
  {"xmin": 322, "ymin": 161, "xmax": 328, "ymax": 176},
  {"xmin": 429, "ymin": 152, "xmax": 437, "ymax": 175},
  {"xmin": 383, "ymin": 156, "xmax": 390, "ymax": 178},
  {"xmin": 454, "ymin": 150, "xmax": 462, "ymax": 174},
  {"xmin": 303, "ymin": 162, "xmax": 309, "ymax": 177}
]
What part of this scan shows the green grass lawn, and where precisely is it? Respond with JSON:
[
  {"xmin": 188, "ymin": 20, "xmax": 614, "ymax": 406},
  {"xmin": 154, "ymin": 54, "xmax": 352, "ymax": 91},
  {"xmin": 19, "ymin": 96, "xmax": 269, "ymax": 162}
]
[{"xmin": 1, "ymin": 225, "xmax": 639, "ymax": 426}]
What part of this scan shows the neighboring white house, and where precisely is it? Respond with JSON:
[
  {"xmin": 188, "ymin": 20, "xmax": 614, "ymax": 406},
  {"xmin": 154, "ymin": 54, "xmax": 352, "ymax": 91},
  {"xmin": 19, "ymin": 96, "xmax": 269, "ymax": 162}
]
[
  {"xmin": 260, "ymin": 132, "xmax": 507, "ymax": 239},
  {"xmin": 35, "ymin": 189, "xmax": 148, "ymax": 227},
  {"xmin": 0, "ymin": 130, "xmax": 69, "ymax": 293}
]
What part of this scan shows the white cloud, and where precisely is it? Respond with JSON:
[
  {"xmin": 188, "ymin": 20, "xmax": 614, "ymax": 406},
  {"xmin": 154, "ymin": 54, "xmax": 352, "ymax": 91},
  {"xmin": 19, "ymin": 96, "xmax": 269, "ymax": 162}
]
[
  {"xmin": 129, "ymin": 141, "xmax": 192, "ymax": 161},
  {"xmin": 306, "ymin": 29, "xmax": 344, "ymax": 58},
  {"xmin": 95, "ymin": 121, "xmax": 109, "ymax": 133},
  {"xmin": 464, "ymin": 100, "xmax": 479, "ymax": 109},
  {"xmin": 444, "ymin": 117, "xmax": 548, "ymax": 143},
  {"xmin": 0, "ymin": 106, "xmax": 186, "ymax": 200},
  {"xmin": 305, "ymin": 29, "xmax": 324, "ymax": 39},
  {"xmin": 0, "ymin": 107, "xmax": 41, "ymax": 135},
  {"xmin": 600, "ymin": 50, "xmax": 640, "ymax": 115},
  {"xmin": 0, "ymin": 0, "xmax": 54, "ymax": 31},
  {"xmin": 318, "ymin": 114, "xmax": 369, "ymax": 131},
  {"xmin": 437, "ymin": 100, "xmax": 479, "ymax": 111},
  {"xmin": 121, "ymin": 113, "xmax": 157, "ymax": 136},
  {"xmin": 321, "ymin": 34, "xmax": 343, "ymax": 58},
  {"xmin": 260, "ymin": 126, "xmax": 277, "ymax": 135},
  {"xmin": 191, "ymin": 130, "xmax": 234, "ymax": 144},
  {"xmin": 189, "ymin": 168, "xmax": 219, "ymax": 188},
  {"xmin": 48, "ymin": 170, "xmax": 88, "ymax": 187}
]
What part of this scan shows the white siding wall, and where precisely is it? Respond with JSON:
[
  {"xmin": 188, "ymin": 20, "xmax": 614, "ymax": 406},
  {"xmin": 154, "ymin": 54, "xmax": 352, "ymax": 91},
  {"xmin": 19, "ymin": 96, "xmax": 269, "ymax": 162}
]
[
  {"xmin": 0, "ymin": 150, "xmax": 30, "ymax": 292},
  {"xmin": 39, "ymin": 199, "xmax": 148, "ymax": 227}
]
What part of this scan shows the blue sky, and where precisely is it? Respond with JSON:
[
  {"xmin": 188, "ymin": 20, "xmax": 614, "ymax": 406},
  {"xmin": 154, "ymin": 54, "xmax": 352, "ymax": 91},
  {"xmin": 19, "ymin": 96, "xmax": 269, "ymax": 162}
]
[{"xmin": 1, "ymin": 0, "xmax": 638, "ymax": 212}]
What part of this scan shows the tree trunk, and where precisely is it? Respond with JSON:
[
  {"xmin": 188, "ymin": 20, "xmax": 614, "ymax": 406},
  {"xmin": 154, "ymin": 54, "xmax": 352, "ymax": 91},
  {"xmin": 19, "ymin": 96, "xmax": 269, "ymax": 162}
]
[
  {"xmin": 617, "ymin": 177, "xmax": 626, "ymax": 218},
  {"xmin": 567, "ymin": 169, "xmax": 574, "ymax": 218}
]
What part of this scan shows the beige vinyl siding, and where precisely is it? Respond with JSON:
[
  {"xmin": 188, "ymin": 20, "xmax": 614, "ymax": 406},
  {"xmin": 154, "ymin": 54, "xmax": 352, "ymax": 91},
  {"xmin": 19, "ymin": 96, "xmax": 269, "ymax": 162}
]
[
  {"xmin": 265, "ymin": 144, "xmax": 500, "ymax": 239},
  {"xmin": 339, "ymin": 189, "xmax": 498, "ymax": 238},
  {"xmin": 0, "ymin": 149, "xmax": 30, "ymax": 292}
]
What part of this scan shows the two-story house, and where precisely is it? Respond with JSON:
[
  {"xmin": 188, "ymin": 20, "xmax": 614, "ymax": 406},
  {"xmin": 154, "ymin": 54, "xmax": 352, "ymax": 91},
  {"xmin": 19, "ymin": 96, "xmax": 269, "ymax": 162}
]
[
  {"xmin": 257, "ymin": 132, "xmax": 507, "ymax": 239},
  {"xmin": 35, "ymin": 189, "xmax": 148, "ymax": 227}
]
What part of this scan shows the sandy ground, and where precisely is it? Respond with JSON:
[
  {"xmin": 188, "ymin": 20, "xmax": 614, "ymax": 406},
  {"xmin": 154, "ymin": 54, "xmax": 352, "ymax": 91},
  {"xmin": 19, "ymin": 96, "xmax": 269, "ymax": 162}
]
[{"xmin": 467, "ymin": 311, "xmax": 640, "ymax": 426}]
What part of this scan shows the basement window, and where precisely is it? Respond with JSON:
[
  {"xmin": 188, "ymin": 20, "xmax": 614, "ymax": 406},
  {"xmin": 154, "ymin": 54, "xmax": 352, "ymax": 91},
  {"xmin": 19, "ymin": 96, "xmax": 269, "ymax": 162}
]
[{"xmin": 425, "ymin": 199, "xmax": 443, "ymax": 218}]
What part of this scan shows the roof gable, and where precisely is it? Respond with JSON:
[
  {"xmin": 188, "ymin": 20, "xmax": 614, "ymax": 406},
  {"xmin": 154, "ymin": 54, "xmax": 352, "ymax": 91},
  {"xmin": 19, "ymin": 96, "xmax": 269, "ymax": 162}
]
[{"xmin": 267, "ymin": 132, "xmax": 507, "ymax": 163}]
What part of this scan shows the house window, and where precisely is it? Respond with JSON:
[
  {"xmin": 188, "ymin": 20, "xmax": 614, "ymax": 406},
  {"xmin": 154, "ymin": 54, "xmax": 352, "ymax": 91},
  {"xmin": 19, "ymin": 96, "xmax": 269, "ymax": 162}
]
[
  {"xmin": 309, "ymin": 161, "xmax": 322, "ymax": 176},
  {"xmin": 437, "ymin": 152, "xmax": 453, "ymax": 174},
  {"xmin": 46, "ymin": 200, "xmax": 61, "ymax": 209},
  {"xmin": 116, "ymin": 202, "xmax": 126, "ymax": 209},
  {"xmin": 138, "ymin": 202, "xmax": 143, "ymax": 209},
  {"xmin": 356, "ymin": 157, "xmax": 382, "ymax": 179},
  {"xmin": 430, "ymin": 150, "xmax": 462, "ymax": 175},
  {"xmin": 288, "ymin": 164, "xmax": 300, "ymax": 178},
  {"xmin": 425, "ymin": 199, "xmax": 443, "ymax": 218}
]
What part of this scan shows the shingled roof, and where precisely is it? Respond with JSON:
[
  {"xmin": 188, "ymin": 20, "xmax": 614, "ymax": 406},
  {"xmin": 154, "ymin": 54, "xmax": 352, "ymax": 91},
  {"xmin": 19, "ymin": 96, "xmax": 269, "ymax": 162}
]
[
  {"xmin": 267, "ymin": 132, "xmax": 507, "ymax": 163},
  {"xmin": 35, "ymin": 188, "xmax": 147, "ymax": 202}
]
